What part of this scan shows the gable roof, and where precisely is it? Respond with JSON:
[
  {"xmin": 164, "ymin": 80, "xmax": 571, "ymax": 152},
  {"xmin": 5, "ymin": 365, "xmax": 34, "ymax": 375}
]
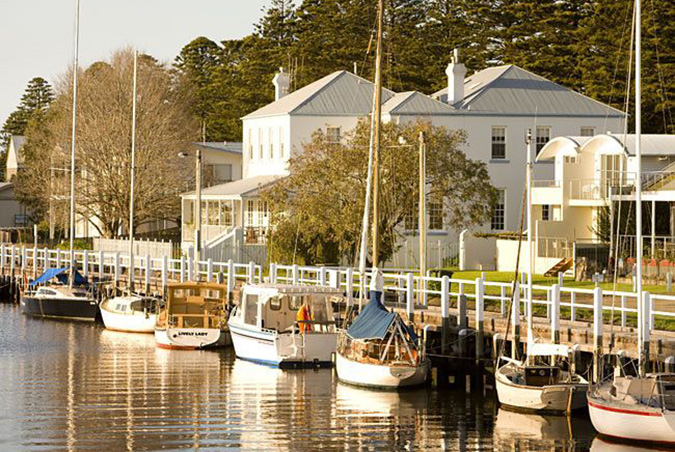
[
  {"xmin": 432, "ymin": 65, "xmax": 625, "ymax": 117},
  {"xmin": 382, "ymin": 91, "xmax": 455, "ymax": 116},
  {"xmin": 243, "ymin": 70, "xmax": 395, "ymax": 120}
]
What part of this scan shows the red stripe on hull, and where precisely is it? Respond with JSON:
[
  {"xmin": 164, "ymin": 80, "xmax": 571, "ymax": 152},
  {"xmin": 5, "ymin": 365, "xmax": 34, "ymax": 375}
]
[
  {"xmin": 588, "ymin": 399, "xmax": 663, "ymax": 417},
  {"xmin": 155, "ymin": 343, "xmax": 199, "ymax": 350}
]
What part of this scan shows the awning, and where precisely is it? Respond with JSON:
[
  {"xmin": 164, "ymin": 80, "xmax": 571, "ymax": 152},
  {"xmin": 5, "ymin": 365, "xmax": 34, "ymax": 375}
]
[
  {"xmin": 181, "ymin": 175, "xmax": 282, "ymax": 201},
  {"xmin": 30, "ymin": 268, "xmax": 88, "ymax": 287},
  {"xmin": 346, "ymin": 291, "xmax": 396, "ymax": 340}
]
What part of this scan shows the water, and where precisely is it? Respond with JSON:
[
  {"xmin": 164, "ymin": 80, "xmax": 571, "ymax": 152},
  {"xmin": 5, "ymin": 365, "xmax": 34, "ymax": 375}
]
[{"xmin": 0, "ymin": 303, "xmax": 608, "ymax": 451}]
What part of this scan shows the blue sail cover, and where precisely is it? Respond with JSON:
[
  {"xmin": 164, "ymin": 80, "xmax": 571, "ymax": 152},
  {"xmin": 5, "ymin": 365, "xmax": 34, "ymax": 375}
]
[
  {"xmin": 346, "ymin": 290, "xmax": 396, "ymax": 340},
  {"xmin": 29, "ymin": 268, "xmax": 88, "ymax": 287}
]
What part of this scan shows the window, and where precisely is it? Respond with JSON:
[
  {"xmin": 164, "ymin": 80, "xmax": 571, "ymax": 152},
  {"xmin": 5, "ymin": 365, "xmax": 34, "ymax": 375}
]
[
  {"xmin": 491, "ymin": 127, "xmax": 506, "ymax": 159},
  {"xmin": 580, "ymin": 127, "xmax": 595, "ymax": 137},
  {"xmin": 326, "ymin": 126, "xmax": 341, "ymax": 143},
  {"xmin": 246, "ymin": 200, "xmax": 255, "ymax": 227},
  {"xmin": 213, "ymin": 164, "xmax": 232, "ymax": 183},
  {"xmin": 279, "ymin": 127, "xmax": 285, "ymax": 158},
  {"xmin": 207, "ymin": 201, "xmax": 219, "ymax": 225},
  {"xmin": 14, "ymin": 214, "xmax": 28, "ymax": 227},
  {"xmin": 289, "ymin": 295, "xmax": 304, "ymax": 310},
  {"xmin": 248, "ymin": 129, "xmax": 253, "ymax": 159},
  {"xmin": 491, "ymin": 189, "xmax": 506, "ymax": 231},
  {"xmin": 259, "ymin": 129, "xmax": 264, "ymax": 159},
  {"xmin": 404, "ymin": 203, "xmax": 418, "ymax": 231},
  {"xmin": 536, "ymin": 127, "xmax": 551, "ymax": 154},
  {"xmin": 564, "ymin": 155, "xmax": 577, "ymax": 164},
  {"xmin": 429, "ymin": 200, "xmax": 444, "ymax": 230},
  {"xmin": 269, "ymin": 127, "xmax": 274, "ymax": 159},
  {"xmin": 219, "ymin": 202, "xmax": 233, "ymax": 227},
  {"xmin": 244, "ymin": 294, "xmax": 259, "ymax": 325},
  {"xmin": 269, "ymin": 296, "xmax": 282, "ymax": 311},
  {"xmin": 542, "ymin": 205, "xmax": 550, "ymax": 221}
]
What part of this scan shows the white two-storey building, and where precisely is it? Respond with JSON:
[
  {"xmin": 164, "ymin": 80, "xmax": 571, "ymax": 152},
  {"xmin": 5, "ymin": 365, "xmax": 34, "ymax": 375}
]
[{"xmin": 181, "ymin": 51, "xmax": 624, "ymax": 267}]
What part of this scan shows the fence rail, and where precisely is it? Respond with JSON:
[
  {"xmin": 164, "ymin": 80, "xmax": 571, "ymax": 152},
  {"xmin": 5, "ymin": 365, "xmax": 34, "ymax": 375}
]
[{"xmin": 1, "ymin": 243, "xmax": 673, "ymax": 338}]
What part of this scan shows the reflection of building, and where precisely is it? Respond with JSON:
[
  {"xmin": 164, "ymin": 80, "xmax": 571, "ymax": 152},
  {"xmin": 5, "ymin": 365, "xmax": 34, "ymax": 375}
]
[{"xmin": 182, "ymin": 52, "xmax": 624, "ymax": 266}]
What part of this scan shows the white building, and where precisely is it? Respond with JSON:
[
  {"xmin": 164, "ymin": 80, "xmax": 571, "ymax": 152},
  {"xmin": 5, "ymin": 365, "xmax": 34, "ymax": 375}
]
[
  {"xmin": 181, "ymin": 52, "xmax": 625, "ymax": 267},
  {"xmin": 5, "ymin": 135, "xmax": 25, "ymax": 182}
]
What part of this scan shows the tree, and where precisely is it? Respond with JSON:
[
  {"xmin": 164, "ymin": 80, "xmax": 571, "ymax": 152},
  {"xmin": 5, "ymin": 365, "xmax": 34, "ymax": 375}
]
[
  {"xmin": 262, "ymin": 120, "xmax": 497, "ymax": 265},
  {"xmin": 17, "ymin": 49, "xmax": 198, "ymax": 237},
  {"xmin": 0, "ymin": 77, "xmax": 54, "ymax": 179}
]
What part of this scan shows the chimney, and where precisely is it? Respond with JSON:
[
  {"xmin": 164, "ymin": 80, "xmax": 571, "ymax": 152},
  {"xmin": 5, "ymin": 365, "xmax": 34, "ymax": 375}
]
[
  {"xmin": 445, "ymin": 49, "xmax": 467, "ymax": 106},
  {"xmin": 272, "ymin": 67, "xmax": 291, "ymax": 101}
]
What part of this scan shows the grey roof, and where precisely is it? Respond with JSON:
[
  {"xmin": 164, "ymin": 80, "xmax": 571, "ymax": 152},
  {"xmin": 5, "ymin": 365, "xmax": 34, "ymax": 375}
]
[
  {"xmin": 432, "ymin": 65, "xmax": 625, "ymax": 117},
  {"xmin": 382, "ymin": 91, "xmax": 455, "ymax": 116},
  {"xmin": 196, "ymin": 142, "xmax": 243, "ymax": 154},
  {"xmin": 243, "ymin": 71, "xmax": 395, "ymax": 119},
  {"xmin": 181, "ymin": 175, "xmax": 281, "ymax": 199},
  {"xmin": 606, "ymin": 134, "xmax": 675, "ymax": 156},
  {"xmin": 0, "ymin": 182, "xmax": 13, "ymax": 192}
]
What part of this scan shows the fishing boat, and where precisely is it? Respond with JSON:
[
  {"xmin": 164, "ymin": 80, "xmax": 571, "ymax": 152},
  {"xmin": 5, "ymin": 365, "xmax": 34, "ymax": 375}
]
[
  {"xmin": 228, "ymin": 283, "xmax": 343, "ymax": 367},
  {"xmin": 100, "ymin": 294, "xmax": 159, "ymax": 333},
  {"xmin": 587, "ymin": 0, "xmax": 675, "ymax": 445},
  {"xmin": 495, "ymin": 126, "xmax": 587, "ymax": 413},
  {"xmin": 21, "ymin": 267, "xmax": 98, "ymax": 321},
  {"xmin": 154, "ymin": 282, "xmax": 230, "ymax": 349},
  {"xmin": 336, "ymin": 272, "xmax": 429, "ymax": 388}
]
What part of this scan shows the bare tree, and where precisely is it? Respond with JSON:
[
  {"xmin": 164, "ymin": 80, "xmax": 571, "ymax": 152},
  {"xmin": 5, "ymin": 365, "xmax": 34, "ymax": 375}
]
[{"xmin": 18, "ymin": 48, "xmax": 198, "ymax": 237}]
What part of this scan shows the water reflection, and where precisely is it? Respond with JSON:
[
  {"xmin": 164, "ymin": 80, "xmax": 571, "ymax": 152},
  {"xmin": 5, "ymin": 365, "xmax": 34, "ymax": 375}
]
[
  {"xmin": 0, "ymin": 304, "xmax": 604, "ymax": 451},
  {"xmin": 590, "ymin": 437, "xmax": 669, "ymax": 452}
]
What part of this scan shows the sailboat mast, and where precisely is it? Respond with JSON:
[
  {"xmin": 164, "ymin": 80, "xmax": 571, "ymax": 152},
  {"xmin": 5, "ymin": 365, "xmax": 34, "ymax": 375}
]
[
  {"xmin": 526, "ymin": 129, "xmax": 534, "ymax": 363},
  {"xmin": 68, "ymin": 0, "xmax": 80, "ymax": 288},
  {"xmin": 129, "ymin": 50, "xmax": 138, "ymax": 293},
  {"xmin": 635, "ymin": 0, "xmax": 645, "ymax": 377},
  {"xmin": 419, "ymin": 132, "xmax": 427, "ymax": 297},
  {"xmin": 370, "ymin": 0, "xmax": 384, "ymax": 268}
]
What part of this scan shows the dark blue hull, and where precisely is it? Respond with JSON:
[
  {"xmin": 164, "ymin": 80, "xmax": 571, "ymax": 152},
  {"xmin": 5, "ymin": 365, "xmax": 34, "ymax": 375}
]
[{"xmin": 21, "ymin": 295, "xmax": 99, "ymax": 322}]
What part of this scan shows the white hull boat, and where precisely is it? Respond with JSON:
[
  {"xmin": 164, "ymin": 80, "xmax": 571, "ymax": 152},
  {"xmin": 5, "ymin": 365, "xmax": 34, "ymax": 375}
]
[
  {"xmin": 587, "ymin": 374, "xmax": 675, "ymax": 445},
  {"xmin": 229, "ymin": 284, "xmax": 343, "ymax": 367},
  {"xmin": 155, "ymin": 327, "xmax": 230, "ymax": 350},
  {"xmin": 100, "ymin": 295, "xmax": 157, "ymax": 333},
  {"xmin": 335, "ymin": 352, "xmax": 428, "ymax": 389},
  {"xmin": 495, "ymin": 360, "xmax": 588, "ymax": 413}
]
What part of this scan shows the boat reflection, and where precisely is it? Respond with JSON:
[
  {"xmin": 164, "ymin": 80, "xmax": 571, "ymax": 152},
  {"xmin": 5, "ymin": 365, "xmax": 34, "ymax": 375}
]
[{"xmin": 590, "ymin": 436, "xmax": 672, "ymax": 452}]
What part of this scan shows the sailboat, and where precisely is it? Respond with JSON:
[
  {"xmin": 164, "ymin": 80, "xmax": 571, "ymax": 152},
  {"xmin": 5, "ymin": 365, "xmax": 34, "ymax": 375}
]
[
  {"xmin": 100, "ymin": 50, "xmax": 160, "ymax": 333},
  {"xmin": 495, "ymin": 129, "xmax": 588, "ymax": 413},
  {"xmin": 334, "ymin": 0, "xmax": 429, "ymax": 389},
  {"xmin": 587, "ymin": 0, "xmax": 675, "ymax": 444},
  {"xmin": 20, "ymin": 0, "xmax": 99, "ymax": 322}
]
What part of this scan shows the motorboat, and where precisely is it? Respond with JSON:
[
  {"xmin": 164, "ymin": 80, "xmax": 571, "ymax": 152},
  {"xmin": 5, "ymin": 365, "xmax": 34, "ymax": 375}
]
[
  {"xmin": 100, "ymin": 294, "xmax": 159, "ymax": 333},
  {"xmin": 587, "ymin": 372, "xmax": 675, "ymax": 445},
  {"xmin": 21, "ymin": 267, "xmax": 99, "ymax": 322},
  {"xmin": 155, "ymin": 282, "xmax": 230, "ymax": 349},
  {"xmin": 228, "ymin": 283, "xmax": 343, "ymax": 367},
  {"xmin": 495, "ymin": 343, "xmax": 588, "ymax": 413},
  {"xmin": 335, "ymin": 271, "xmax": 429, "ymax": 389}
]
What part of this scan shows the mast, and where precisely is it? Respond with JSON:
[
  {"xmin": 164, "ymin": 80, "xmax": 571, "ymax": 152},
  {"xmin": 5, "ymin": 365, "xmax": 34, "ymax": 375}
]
[
  {"xmin": 526, "ymin": 129, "xmax": 534, "ymax": 364},
  {"xmin": 68, "ymin": 0, "xmax": 80, "ymax": 288},
  {"xmin": 194, "ymin": 121, "xmax": 204, "ymax": 281},
  {"xmin": 635, "ymin": 0, "xmax": 645, "ymax": 377},
  {"xmin": 128, "ymin": 50, "xmax": 138, "ymax": 293},
  {"xmin": 370, "ymin": 0, "xmax": 384, "ymax": 268},
  {"xmin": 419, "ymin": 132, "xmax": 427, "ymax": 302}
]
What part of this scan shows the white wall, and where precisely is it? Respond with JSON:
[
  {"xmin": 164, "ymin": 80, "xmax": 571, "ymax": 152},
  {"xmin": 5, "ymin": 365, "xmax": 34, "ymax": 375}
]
[
  {"xmin": 242, "ymin": 115, "xmax": 292, "ymax": 178},
  {"xmin": 459, "ymin": 230, "xmax": 496, "ymax": 271},
  {"xmin": 201, "ymin": 148, "xmax": 243, "ymax": 182},
  {"xmin": 496, "ymin": 238, "xmax": 561, "ymax": 274}
]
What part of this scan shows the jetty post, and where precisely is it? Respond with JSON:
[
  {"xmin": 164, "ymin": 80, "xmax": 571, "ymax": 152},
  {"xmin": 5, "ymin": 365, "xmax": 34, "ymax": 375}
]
[
  {"xmin": 82, "ymin": 249, "xmax": 89, "ymax": 278},
  {"xmin": 643, "ymin": 291, "xmax": 651, "ymax": 373},
  {"xmin": 593, "ymin": 286, "xmax": 603, "ymax": 384},
  {"xmin": 145, "ymin": 254, "xmax": 151, "ymax": 293}
]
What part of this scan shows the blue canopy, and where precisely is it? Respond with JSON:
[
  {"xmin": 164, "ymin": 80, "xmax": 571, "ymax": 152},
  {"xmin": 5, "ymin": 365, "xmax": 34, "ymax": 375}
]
[
  {"xmin": 346, "ymin": 290, "xmax": 396, "ymax": 340},
  {"xmin": 29, "ymin": 268, "xmax": 88, "ymax": 287}
]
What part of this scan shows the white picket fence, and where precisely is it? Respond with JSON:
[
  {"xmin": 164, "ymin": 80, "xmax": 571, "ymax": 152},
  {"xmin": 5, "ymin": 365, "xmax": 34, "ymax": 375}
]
[{"xmin": 1, "ymin": 243, "xmax": 674, "ymax": 338}]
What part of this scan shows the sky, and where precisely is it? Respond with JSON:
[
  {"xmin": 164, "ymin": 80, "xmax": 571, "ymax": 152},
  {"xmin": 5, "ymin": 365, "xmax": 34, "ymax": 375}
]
[{"xmin": 0, "ymin": 0, "xmax": 270, "ymax": 126}]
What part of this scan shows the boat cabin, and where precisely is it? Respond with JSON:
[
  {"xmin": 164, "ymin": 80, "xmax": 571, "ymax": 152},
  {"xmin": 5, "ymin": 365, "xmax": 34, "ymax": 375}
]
[
  {"xmin": 236, "ymin": 284, "xmax": 342, "ymax": 333},
  {"xmin": 34, "ymin": 286, "xmax": 90, "ymax": 299},
  {"xmin": 611, "ymin": 373, "xmax": 675, "ymax": 410},
  {"xmin": 158, "ymin": 282, "xmax": 228, "ymax": 329},
  {"xmin": 109, "ymin": 296, "xmax": 158, "ymax": 315}
]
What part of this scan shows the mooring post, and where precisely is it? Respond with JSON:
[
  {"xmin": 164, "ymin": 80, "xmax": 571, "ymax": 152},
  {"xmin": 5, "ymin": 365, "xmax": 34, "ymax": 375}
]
[
  {"xmin": 10, "ymin": 245, "xmax": 16, "ymax": 275},
  {"xmin": 226, "ymin": 259, "xmax": 235, "ymax": 300},
  {"xmin": 114, "ymin": 252, "xmax": 120, "ymax": 288},
  {"xmin": 82, "ymin": 249, "xmax": 89, "ymax": 279},
  {"xmin": 441, "ymin": 275, "xmax": 450, "ymax": 354},
  {"xmin": 551, "ymin": 284, "xmax": 560, "ymax": 344},
  {"xmin": 346, "ymin": 267, "xmax": 354, "ymax": 306},
  {"xmin": 475, "ymin": 277, "xmax": 485, "ymax": 388},
  {"xmin": 571, "ymin": 344, "xmax": 580, "ymax": 377},
  {"xmin": 144, "ymin": 254, "xmax": 151, "ymax": 293},
  {"xmin": 180, "ymin": 255, "xmax": 186, "ymax": 282},
  {"xmin": 247, "ymin": 261, "xmax": 255, "ymax": 284},
  {"xmin": 570, "ymin": 291, "xmax": 576, "ymax": 321},
  {"xmin": 207, "ymin": 258, "xmax": 213, "ymax": 283},
  {"xmin": 406, "ymin": 272, "xmax": 414, "ymax": 319},
  {"xmin": 161, "ymin": 255, "xmax": 168, "ymax": 294},
  {"xmin": 269, "ymin": 263, "xmax": 277, "ymax": 284},
  {"xmin": 319, "ymin": 267, "xmax": 327, "ymax": 286},
  {"xmin": 187, "ymin": 255, "xmax": 194, "ymax": 282},
  {"xmin": 21, "ymin": 246, "xmax": 26, "ymax": 274},
  {"xmin": 292, "ymin": 264, "xmax": 299, "ymax": 285},
  {"xmin": 458, "ymin": 293, "xmax": 467, "ymax": 330},
  {"xmin": 56, "ymin": 249, "xmax": 61, "ymax": 271},
  {"xmin": 44, "ymin": 249, "xmax": 49, "ymax": 271},
  {"xmin": 512, "ymin": 280, "xmax": 520, "ymax": 360},
  {"xmin": 32, "ymin": 245, "xmax": 38, "ymax": 280},
  {"xmin": 593, "ymin": 286, "xmax": 603, "ymax": 384},
  {"xmin": 500, "ymin": 285, "xmax": 506, "ymax": 317},
  {"xmin": 620, "ymin": 295, "xmax": 626, "ymax": 327},
  {"xmin": 98, "ymin": 250, "xmax": 104, "ymax": 280},
  {"xmin": 643, "ymin": 291, "xmax": 651, "ymax": 374}
]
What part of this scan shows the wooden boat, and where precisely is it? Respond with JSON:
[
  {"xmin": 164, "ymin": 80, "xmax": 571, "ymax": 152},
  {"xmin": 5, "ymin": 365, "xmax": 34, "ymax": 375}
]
[
  {"xmin": 154, "ymin": 282, "xmax": 230, "ymax": 349},
  {"xmin": 228, "ymin": 283, "xmax": 342, "ymax": 367},
  {"xmin": 100, "ymin": 294, "xmax": 159, "ymax": 333},
  {"xmin": 21, "ymin": 268, "xmax": 98, "ymax": 322},
  {"xmin": 587, "ymin": 373, "xmax": 675, "ymax": 445},
  {"xmin": 336, "ymin": 272, "xmax": 429, "ymax": 389}
]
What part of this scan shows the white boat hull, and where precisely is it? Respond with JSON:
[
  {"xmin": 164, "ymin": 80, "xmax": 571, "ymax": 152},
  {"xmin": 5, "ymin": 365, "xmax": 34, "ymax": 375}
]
[
  {"xmin": 229, "ymin": 322, "xmax": 337, "ymax": 367},
  {"xmin": 335, "ymin": 351, "xmax": 429, "ymax": 389},
  {"xmin": 100, "ymin": 306, "xmax": 156, "ymax": 333},
  {"xmin": 155, "ymin": 327, "xmax": 230, "ymax": 350},
  {"xmin": 588, "ymin": 393, "xmax": 675, "ymax": 445},
  {"xmin": 495, "ymin": 366, "xmax": 587, "ymax": 413}
]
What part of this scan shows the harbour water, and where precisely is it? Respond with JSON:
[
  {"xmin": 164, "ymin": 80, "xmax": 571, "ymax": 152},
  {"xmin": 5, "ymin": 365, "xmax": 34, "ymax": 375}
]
[{"xmin": 0, "ymin": 303, "xmax": 609, "ymax": 451}]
